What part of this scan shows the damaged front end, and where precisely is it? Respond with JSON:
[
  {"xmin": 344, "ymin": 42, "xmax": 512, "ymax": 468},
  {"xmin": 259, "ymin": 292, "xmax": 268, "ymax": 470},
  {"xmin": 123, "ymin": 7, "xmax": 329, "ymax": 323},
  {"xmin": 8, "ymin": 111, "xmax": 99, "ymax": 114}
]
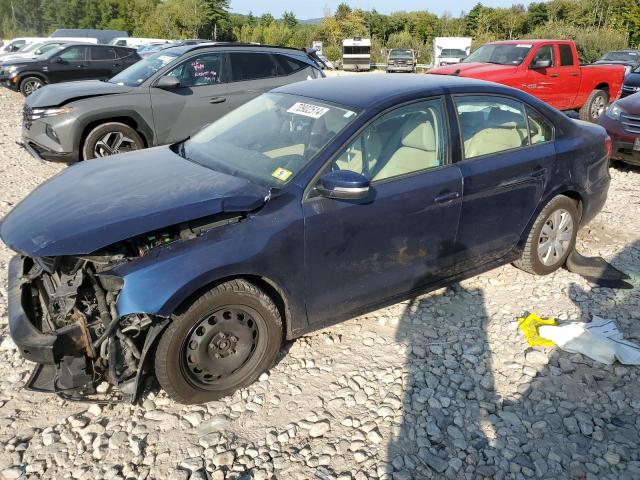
[{"xmin": 8, "ymin": 253, "xmax": 167, "ymax": 403}]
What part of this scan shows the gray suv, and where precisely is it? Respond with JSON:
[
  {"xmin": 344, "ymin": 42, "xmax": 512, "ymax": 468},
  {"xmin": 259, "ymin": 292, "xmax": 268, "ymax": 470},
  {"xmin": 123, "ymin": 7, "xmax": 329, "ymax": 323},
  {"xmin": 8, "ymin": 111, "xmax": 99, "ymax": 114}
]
[{"xmin": 21, "ymin": 43, "xmax": 325, "ymax": 162}]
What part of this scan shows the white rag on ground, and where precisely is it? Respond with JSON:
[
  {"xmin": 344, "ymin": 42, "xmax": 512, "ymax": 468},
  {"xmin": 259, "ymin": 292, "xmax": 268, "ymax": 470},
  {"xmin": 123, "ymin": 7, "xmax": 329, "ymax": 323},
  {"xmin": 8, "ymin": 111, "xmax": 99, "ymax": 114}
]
[{"xmin": 538, "ymin": 316, "xmax": 640, "ymax": 365}]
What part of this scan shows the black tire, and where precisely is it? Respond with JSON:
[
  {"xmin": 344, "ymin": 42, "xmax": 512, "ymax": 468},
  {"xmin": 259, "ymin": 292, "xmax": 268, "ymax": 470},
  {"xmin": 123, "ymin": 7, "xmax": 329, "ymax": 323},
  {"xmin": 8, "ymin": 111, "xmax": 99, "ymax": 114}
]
[
  {"xmin": 155, "ymin": 279, "xmax": 283, "ymax": 404},
  {"xmin": 514, "ymin": 195, "xmax": 579, "ymax": 276},
  {"xmin": 19, "ymin": 76, "xmax": 44, "ymax": 97},
  {"xmin": 578, "ymin": 89, "xmax": 608, "ymax": 122},
  {"xmin": 82, "ymin": 122, "xmax": 145, "ymax": 160}
]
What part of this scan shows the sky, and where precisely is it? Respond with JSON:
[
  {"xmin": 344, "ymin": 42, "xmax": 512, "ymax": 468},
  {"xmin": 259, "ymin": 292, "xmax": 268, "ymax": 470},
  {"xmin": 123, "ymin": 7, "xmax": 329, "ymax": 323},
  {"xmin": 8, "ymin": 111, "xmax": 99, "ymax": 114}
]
[{"xmin": 229, "ymin": 0, "xmax": 524, "ymax": 19}]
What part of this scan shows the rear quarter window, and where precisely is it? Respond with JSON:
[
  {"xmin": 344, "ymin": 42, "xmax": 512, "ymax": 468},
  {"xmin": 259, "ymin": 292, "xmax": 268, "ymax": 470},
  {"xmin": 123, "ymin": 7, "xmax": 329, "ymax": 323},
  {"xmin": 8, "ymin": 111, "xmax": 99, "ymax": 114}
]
[{"xmin": 273, "ymin": 54, "xmax": 310, "ymax": 76}]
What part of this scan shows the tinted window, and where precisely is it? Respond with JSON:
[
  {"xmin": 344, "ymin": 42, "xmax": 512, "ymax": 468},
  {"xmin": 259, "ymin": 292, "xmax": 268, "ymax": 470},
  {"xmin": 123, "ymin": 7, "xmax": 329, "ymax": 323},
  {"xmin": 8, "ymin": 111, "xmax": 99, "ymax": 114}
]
[
  {"xmin": 58, "ymin": 47, "xmax": 87, "ymax": 62},
  {"xmin": 115, "ymin": 48, "xmax": 136, "ymax": 59},
  {"xmin": 167, "ymin": 53, "xmax": 225, "ymax": 87},
  {"xmin": 559, "ymin": 44, "xmax": 574, "ymax": 66},
  {"xmin": 91, "ymin": 47, "xmax": 116, "ymax": 61},
  {"xmin": 273, "ymin": 54, "xmax": 308, "ymax": 75},
  {"xmin": 527, "ymin": 108, "xmax": 553, "ymax": 144},
  {"xmin": 332, "ymin": 99, "xmax": 447, "ymax": 182},
  {"xmin": 455, "ymin": 96, "xmax": 529, "ymax": 159},
  {"xmin": 229, "ymin": 52, "xmax": 277, "ymax": 81},
  {"xmin": 532, "ymin": 45, "xmax": 554, "ymax": 66}
]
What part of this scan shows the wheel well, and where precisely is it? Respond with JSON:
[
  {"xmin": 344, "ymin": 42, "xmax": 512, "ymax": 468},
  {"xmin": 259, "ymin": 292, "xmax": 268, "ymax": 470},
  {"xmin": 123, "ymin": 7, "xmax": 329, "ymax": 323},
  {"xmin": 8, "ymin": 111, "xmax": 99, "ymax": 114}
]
[
  {"xmin": 18, "ymin": 73, "xmax": 46, "ymax": 85},
  {"xmin": 594, "ymin": 83, "xmax": 609, "ymax": 95},
  {"xmin": 172, "ymin": 275, "xmax": 291, "ymax": 339},
  {"xmin": 79, "ymin": 117, "xmax": 149, "ymax": 160},
  {"xmin": 561, "ymin": 191, "xmax": 583, "ymax": 221}
]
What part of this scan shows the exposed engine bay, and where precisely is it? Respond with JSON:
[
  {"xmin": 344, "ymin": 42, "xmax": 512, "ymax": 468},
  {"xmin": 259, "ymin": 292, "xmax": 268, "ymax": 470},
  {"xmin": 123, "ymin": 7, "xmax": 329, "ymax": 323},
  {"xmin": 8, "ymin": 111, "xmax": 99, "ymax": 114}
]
[{"xmin": 16, "ymin": 213, "xmax": 243, "ymax": 402}]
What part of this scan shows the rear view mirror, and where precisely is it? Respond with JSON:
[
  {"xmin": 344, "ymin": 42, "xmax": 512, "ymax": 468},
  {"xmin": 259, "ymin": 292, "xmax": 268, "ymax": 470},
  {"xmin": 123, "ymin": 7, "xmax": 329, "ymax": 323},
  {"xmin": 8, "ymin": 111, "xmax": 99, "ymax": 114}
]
[
  {"xmin": 317, "ymin": 170, "xmax": 370, "ymax": 200},
  {"xmin": 530, "ymin": 59, "xmax": 551, "ymax": 69},
  {"xmin": 156, "ymin": 76, "xmax": 180, "ymax": 89}
]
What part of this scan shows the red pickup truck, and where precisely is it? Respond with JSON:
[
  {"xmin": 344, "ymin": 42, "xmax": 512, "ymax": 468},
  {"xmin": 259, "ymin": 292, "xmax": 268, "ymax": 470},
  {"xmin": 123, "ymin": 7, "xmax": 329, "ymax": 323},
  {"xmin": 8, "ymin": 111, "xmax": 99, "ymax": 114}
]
[{"xmin": 429, "ymin": 40, "xmax": 625, "ymax": 122}]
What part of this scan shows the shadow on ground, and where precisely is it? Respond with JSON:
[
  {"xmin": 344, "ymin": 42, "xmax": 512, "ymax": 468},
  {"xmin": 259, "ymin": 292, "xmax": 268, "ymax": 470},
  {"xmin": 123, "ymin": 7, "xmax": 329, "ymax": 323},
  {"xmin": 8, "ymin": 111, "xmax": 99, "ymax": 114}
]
[{"xmin": 387, "ymin": 240, "xmax": 640, "ymax": 479}]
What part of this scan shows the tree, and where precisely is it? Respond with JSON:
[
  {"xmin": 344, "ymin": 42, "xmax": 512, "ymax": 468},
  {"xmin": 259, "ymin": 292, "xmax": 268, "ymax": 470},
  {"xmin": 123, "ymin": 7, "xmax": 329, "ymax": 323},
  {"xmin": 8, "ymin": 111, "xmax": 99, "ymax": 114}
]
[
  {"xmin": 335, "ymin": 3, "xmax": 352, "ymax": 22},
  {"xmin": 282, "ymin": 11, "xmax": 297, "ymax": 29}
]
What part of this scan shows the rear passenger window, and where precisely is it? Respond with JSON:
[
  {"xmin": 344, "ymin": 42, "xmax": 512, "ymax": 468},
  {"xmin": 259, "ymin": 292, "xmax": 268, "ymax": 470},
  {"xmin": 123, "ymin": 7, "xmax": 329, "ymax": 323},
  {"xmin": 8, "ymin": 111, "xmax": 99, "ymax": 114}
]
[
  {"xmin": 559, "ymin": 44, "xmax": 575, "ymax": 66},
  {"xmin": 332, "ymin": 98, "xmax": 447, "ymax": 182},
  {"xmin": 91, "ymin": 47, "xmax": 116, "ymax": 61},
  {"xmin": 455, "ymin": 96, "xmax": 529, "ymax": 159},
  {"xmin": 273, "ymin": 54, "xmax": 309, "ymax": 75},
  {"xmin": 527, "ymin": 108, "xmax": 553, "ymax": 144},
  {"xmin": 229, "ymin": 52, "xmax": 278, "ymax": 81}
]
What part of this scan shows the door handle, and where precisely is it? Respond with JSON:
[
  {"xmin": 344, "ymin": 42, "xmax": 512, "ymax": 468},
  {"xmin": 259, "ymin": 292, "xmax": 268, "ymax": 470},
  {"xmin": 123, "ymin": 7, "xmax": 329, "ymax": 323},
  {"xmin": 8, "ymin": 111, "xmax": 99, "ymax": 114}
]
[
  {"xmin": 434, "ymin": 191, "xmax": 460, "ymax": 204},
  {"xmin": 209, "ymin": 97, "xmax": 226, "ymax": 104},
  {"xmin": 530, "ymin": 167, "xmax": 547, "ymax": 178},
  {"xmin": 570, "ymin": 72, "xmax": 579, "ymax": 77},
  {"xmin": 549, "ymin": 73, "xmax": 559, "ymax": 77}
]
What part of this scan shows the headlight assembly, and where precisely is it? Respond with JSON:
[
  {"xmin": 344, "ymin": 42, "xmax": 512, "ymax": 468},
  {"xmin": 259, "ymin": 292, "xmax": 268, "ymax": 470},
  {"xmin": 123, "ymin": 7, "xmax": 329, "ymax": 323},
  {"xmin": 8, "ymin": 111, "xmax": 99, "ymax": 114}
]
[
  {"xmin": 30, "ymin": 106, "xmax": 74, "ymax": 119},
  {"xmin": 605, "ymin": 102, "xmax": 625, "ymax": 121}
]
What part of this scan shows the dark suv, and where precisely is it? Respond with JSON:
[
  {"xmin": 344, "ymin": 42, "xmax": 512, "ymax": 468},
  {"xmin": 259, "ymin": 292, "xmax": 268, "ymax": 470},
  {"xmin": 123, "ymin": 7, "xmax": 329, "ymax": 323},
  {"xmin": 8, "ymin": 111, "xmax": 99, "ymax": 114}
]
[
  {"xmin": 1, "ymin": 43, "xmax": 140, "ymax": 96},
  {"xmin": 20, "ymin": 43, "xmax": 325, "ymax": 162}
]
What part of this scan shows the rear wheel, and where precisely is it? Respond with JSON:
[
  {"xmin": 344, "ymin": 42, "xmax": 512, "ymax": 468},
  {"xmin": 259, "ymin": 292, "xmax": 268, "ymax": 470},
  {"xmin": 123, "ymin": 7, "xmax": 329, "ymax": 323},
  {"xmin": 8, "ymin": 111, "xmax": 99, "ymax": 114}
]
[
  {"xmin": 579, "ymin": 89, "xmax": 608, "ymax": 122},
  {"xmin": 514, "ymin": 195, "xmax": 579, "ymax": 275},
  {"xmin": 82, "ymin": 122, "xmax": 144, "ymax": 160},
  {"xmin": 155, "ymin": 280, "xmax": 283, "ymax": 404},
  {"xmin": 19, "ymin": 77, "xmax": 44, "ymax": 96}
]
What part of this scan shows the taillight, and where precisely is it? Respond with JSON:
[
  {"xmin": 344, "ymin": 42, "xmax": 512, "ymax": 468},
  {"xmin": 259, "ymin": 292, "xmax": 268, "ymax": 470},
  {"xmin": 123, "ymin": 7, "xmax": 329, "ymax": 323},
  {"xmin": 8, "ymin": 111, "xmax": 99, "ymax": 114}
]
[{"xmin": 604, "ymin": 135, "xmax": 612, "ymax": 158}]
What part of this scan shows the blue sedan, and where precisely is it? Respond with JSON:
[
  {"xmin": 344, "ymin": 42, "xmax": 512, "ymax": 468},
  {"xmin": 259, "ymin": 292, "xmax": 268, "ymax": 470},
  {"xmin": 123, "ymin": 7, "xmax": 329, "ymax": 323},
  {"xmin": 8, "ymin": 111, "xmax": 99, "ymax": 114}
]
[{"xmin": 1, "ymin": 74, "xmax": 611, "ymax": 403}]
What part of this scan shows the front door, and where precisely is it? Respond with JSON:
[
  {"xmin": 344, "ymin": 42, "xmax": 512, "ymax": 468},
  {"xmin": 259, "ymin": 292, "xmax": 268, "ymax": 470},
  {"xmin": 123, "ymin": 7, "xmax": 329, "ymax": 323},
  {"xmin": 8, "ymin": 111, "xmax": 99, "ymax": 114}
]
[
  {"xmin": 303, "ymin": 98, "xmax": 463, "ymax": 325},
  {"xmin": 48, "ymin": 46, "xmax": 90, "ymax": 83},
  {"xmin": 525, "ymin": 43, "xmax": 559, "ymax": 107},
  {"xmin": 452, "ymin": 95, "xmax": 556, "ymax": 269},
  {"xmin": 150, "ymin": 52, "xmax": 230, "ymax": 144}
]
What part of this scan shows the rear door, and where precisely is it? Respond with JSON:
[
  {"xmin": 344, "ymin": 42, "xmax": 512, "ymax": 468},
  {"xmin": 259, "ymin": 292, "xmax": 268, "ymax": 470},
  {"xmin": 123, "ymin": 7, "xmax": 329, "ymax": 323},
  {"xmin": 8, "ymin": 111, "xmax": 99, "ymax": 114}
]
[
  {"xmin": 224, "ymin": 51, "xmax": 285, "ymax": 112},
  {"xmin": 554, "ymin": 43, "xmax": 581, "ymax": 110},
  {"xmin": 525, "ymin": 43, "xmax": 559, "ymax": 107},
  {"xmin": 116, "ymin": 48, "xmax": 141, "ymax": 71},
  {"xmin": 88, "ymin": 46, "xmax": 118, "ymax": 80},
  {"xmin": 452, "ymin": 94, "xmax": 556, "ymax": 269},
  {"xmin": 47, "ymin": 46, "xmax": 89, "ymax": 82},
  {"xmin": 150, "ymin": 51, "xmax": 230, "ymax": 144}
]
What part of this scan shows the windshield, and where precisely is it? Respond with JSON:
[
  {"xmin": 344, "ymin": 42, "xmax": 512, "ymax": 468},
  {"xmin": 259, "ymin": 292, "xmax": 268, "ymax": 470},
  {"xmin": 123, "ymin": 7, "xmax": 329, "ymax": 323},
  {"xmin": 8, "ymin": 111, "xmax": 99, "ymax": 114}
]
[
  {"xmin": 180, "ymin": 93, "xmax": 358, "ymax": 188},
  {"xmin": 463, "ymin": 43, "xmax": 532, "ymax": 65},
  {"xmin": 440, "ymin": 49, "xmax": 467, "ymax": 58},
  {"xmin": 389, "ymin": 49, "xmax": 413, "ymax": 59},
  {"xmin": 600, "ymin": 51, "xmax": 638, "ymax": 62},
  {"xmin": 34, "ymin": 43, "xmax": 62, "ymax": 56},
  {"xmin": 19, "ymin": 42, "xmax": 43, "ymax": 53},
  {"xmin": 110, "ymin": 51, "xmax": 179, "ymax": 86}
]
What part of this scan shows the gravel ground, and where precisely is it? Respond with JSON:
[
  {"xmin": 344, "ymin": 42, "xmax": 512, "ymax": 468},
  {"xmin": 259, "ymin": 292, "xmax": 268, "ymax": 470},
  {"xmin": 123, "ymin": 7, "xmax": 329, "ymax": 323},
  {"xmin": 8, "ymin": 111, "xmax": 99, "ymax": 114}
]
[{"xmin": 0, "ymin": 87, "xmax": 639, "ymax": 480}]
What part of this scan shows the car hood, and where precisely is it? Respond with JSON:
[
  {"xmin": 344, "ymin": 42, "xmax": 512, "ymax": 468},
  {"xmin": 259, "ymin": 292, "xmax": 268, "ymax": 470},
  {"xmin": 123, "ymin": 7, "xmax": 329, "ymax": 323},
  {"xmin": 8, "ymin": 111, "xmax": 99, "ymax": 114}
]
[
  {"xmin": 1, "ymin": 58, "xmax": 39, "ymax": 67},
  {"xmin": 26, "ymin": 80, "xmax": 134, "ymax": 107},
  {"xmin": 624, "ymin": 73, "xmax": 640, "ymax": 88},
  {"xmin": 0, "ymin": 147, "xmax": 270, "ymax": 257},
  {"xmin": 428, "ymin": 62, "xmax": 519, "ymax": 77},
  {"xmin": 617, "ymin": 89, "xmax": 640, "ymax": 115}
]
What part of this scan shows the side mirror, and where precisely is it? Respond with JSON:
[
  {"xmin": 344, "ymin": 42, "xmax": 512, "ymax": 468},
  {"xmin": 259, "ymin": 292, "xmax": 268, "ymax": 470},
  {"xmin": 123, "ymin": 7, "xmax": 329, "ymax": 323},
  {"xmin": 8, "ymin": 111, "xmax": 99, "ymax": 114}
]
[
  {"xmin": 54, "ymin": 57, "xmax": 63, "ymax": 63},
  {"xmin": 316, "ymin": 170, "xmax": 370, "ymax": 200},
  {"xmin": 530, "ymin": 59, "xmax": 551, "ymax": 69},
  {"xmin": 156, "ymin": 76, "xmax": 180, "ymax": 89}
]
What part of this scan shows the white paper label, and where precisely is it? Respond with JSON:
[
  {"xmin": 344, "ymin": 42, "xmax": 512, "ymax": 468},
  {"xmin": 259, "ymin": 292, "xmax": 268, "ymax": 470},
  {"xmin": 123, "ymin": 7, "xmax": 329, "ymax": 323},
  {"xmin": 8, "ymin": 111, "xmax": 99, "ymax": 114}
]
[
  {"xmin": 516, "ymin": 44, "xmax": 532, "ymax": 48},
  {"xmin": 287, "ymin": 102, "xmax": 329, "ymax": 119}
]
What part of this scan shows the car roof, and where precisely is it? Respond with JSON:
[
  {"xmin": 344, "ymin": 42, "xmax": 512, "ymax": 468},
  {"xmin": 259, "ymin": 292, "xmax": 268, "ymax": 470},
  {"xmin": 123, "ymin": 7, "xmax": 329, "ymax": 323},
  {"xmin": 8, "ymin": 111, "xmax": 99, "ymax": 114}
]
[
  {"xmin": 161, "ymin": 42, "xmax": 311, "ymax": 57},
  {"xmin": 272, "ymin": 74, "xmax": 506, "ymax": 110}
]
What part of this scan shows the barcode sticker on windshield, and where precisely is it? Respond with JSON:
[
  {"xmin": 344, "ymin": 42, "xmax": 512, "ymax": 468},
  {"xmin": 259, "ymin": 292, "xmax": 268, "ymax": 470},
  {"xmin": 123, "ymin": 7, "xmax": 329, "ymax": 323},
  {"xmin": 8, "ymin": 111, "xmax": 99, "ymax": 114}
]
[
  {"xmin": 516, "ymin": 44, "xmax": 532, "ymax": 48},
  {"xmin": 287, "ymin": 102, "xmax": 329, "ymax": 119}
]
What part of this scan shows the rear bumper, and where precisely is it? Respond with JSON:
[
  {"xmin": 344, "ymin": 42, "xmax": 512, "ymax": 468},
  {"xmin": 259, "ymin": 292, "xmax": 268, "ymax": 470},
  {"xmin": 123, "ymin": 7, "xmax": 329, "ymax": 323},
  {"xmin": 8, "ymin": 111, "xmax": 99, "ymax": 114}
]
[
  {"xmin": 581, "ymin": 174, "xmax": 610, "ymax": 227},
  {"xmin": 7, "ymin": 256, "xmax": 85, "ymax": 364}
]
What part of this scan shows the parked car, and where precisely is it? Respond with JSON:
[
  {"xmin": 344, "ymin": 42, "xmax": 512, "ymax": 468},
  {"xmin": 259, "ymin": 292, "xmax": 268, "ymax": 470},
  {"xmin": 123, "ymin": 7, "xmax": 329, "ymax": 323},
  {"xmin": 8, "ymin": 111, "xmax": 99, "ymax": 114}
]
[
  {"xmin": 20, "ymin": 43, "xmax": 325, "ymax": 162},
  {"xmin": 620, "ymin": 66, "xmax": 640, "ymax": 98},
  {"xmin": 1, "ymin": 74, "xmax": 611, "ymax": 403},
  {"xmin": 137, "ymin": 43, "xmax": 175, "ymax": 58},
  {"xmin": 0, "ymin": 40, "xmax": 75, "ymax": 63},
  {"xmin": 50, "ymin": 29, "xmax": 128, "ymax": 45},
  {"xmin": 429, "ymin": 40, "xmax": 625, "ymax": 122},
  {"xmin": 1, "ymin": 43, "xmax": 140, "ymax": 96},
  {"xmin": 598, "ymin": 93, "xmax": 640, "ymax": 165},
  {"xmin": 0, "ymin": 37, "xmax": 46, "ymax": 56},
  {"xmin": 110, "ymin": 37, "xmax": 171, "ymax": 48},
  {"xmin": 386, "ymin": 48, "xmax": 416, "ymax": 73},
  {"xmin": 594, "ymin": 50, "xmax": 640, "ymax": 77}
]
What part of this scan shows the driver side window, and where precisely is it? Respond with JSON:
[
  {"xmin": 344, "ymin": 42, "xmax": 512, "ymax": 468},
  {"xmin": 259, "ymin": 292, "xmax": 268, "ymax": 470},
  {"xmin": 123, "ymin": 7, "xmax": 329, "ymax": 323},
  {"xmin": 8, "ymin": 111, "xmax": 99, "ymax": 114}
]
[
  {"xmin": 58, "ymin": 47, "xmax": 87, "ymax": 62},
  {"xmin": 331, "ymin": 98, "xmax": 447, "ymax": 182},
  {"xmin": 166, "ymin": 53, "xmax": 226, "ymax": 87},
  {"xmin": 531, "ymin": 45, "xmax": 554, "ymax": 67}
]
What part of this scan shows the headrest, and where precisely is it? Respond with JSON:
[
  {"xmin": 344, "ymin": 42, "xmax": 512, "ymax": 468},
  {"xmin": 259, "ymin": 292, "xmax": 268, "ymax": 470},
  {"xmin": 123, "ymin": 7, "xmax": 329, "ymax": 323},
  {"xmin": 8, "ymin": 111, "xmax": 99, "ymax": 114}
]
[
  {"xmin": 401, "ymin": 117, "xmax": 436, "ymax": 151},
  {"xmin": 488, "ymin": 108, "xmax": 522, "ymax": 127}
]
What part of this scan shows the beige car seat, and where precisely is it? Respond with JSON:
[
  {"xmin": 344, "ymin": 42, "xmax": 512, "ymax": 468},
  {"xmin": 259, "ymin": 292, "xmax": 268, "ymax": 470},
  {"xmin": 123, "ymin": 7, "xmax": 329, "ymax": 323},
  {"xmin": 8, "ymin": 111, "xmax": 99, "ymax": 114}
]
[
  {"xmin": 373, "ymin": 113, "xmax": 439, "ymax": 181},
  {"xmin": 464, "ymin": 108, "xmax": 527, "ymax": 158},
  {"xmin": 334, "ymin": 130, "xmax": 382, "ymax": 176}
]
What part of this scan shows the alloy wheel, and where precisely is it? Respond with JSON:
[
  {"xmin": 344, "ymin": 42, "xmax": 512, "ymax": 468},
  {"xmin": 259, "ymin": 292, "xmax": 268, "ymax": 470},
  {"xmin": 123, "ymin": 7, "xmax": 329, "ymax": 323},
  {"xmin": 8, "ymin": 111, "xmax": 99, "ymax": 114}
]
[
  {"xmin": 23, "ymin": 80, "xmax": 42, "ymax": 96},
  {"xmin": 590, "ymin": 95, "xmax": 606, "ymax": 120},
  {"xmin": 537, "ymin": 208, "xmax": 574, "ymax": 266},
  {"xmin": 93, "ymin": 131, "xmax": 139, "ymax": 157}
]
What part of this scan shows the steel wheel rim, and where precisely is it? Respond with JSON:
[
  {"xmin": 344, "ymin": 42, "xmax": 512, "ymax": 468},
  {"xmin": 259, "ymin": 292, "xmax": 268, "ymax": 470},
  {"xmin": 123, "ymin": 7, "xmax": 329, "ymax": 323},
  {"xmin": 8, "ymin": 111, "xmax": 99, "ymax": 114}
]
[
  {"xmin": 591, "ymin": 96, "xmax": 606, "ymax": 119},
  {"xmin": 537, "ymin": 208, "xmax": 573, "ymax": 267},
  {"xmin": 23, "ymin": 80, "xmax": 41, "ymax": 95},
  {"xmin": 181, "ymin": 305, "xmax": 264, "ymax": 390},
  {"xmin": 93, "ymin": 131, "xmax": 138, "ymax": 157}
]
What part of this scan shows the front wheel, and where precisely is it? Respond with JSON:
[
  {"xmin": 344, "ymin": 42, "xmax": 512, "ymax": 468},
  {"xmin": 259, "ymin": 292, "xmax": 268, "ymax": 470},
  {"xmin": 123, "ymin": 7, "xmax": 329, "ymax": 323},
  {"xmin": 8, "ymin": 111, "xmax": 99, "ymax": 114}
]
[
  {"xmin": 19, "ymin": 77, "xmax": 44, "ymax": 96},
  {"xmin": 82, "ymin": 122, "xmax": 144, "ymax": 160},
  {"xmin": 579, "ymin": 89, "xmax": 608, "ymax": 122},
  {"xmin": 514, "ymin": 195, "xmax": 579, "ymax": 275},
  {"xmin": 155, "ymin": 280, "xmax": 283, "ymax": 404}
]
